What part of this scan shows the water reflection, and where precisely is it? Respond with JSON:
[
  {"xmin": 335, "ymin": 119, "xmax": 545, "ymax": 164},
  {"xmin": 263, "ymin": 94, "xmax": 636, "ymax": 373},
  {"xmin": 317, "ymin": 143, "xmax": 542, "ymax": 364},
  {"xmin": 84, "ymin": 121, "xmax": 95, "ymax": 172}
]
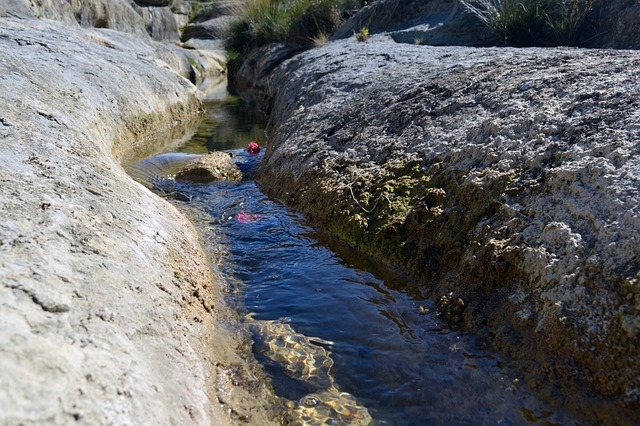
[
  {"xmin": 179, "ymin": 97, "xmax": 267, "ymax": 154},
  {"xmin": 178, "ymin": 175, "xmax": 578, "ymax": 425},
  {"xmin": 136, "ymin": 95, "xmax": 584, "ymax": 425}
]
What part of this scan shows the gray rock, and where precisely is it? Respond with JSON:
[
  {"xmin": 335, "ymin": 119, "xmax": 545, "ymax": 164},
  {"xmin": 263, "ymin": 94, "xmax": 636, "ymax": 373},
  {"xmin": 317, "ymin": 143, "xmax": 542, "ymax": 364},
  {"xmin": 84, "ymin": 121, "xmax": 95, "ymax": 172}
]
[
  {"xmin": 10, "ymin": 0, "xmax": 199, "ymax": 42},
  {"xmin": 334, "ymin": 0, "xmax": 640, "ymax": 49},
  {"xmin": 181, "ymin": 15, "xmax": 239, "ymax": 41},
  {"xmin": 256, "ymin": 34, "xmax": 640, "ymax": 420},
  {"xmin": 189, "ymin": 0, "xmax": 240, "ymax": 23},
  {"xmin": 134, "ymin": 3, "xmax": 181, "ymax": 41},
  {"xmin": 175, "ymin": 152, "xmax": 243, "ymax": 183},
  {"xmin": 0, "ymin": 0, "xmax": 33, "ymax": 18},
  {"xmin": 333, "ymin": 0, "xmax": 494, "ymax": 46},
  {"xmin": 27, "ymin": 0, "xmax": 150, "ymax": 38},
  {"xmin": 179, "ymin": 0, "xmax": 242, "ymax": 42},
  {"xmin": 0, "ymin": 16, "xmax": 281, "ymax": 426},
  {"xmin": 234, "ymin": 43, "xmax": 303, "ymax": 111}
]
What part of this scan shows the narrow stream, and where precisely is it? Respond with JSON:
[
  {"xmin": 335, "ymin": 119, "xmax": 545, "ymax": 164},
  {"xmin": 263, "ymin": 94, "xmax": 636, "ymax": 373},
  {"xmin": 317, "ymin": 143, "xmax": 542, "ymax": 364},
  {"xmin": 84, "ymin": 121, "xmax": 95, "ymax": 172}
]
[{"xmin": 132, "ymin": 97, "xmax": 583, "ymax": 425}]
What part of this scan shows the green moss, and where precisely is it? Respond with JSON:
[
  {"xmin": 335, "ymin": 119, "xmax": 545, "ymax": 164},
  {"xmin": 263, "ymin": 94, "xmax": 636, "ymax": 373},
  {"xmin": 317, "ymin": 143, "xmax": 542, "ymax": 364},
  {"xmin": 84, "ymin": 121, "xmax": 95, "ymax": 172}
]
[
  {"xmin": 188, "ymin": 57, "xmax": 202, "ymax": 71},
  {"xmin": 320, "ymin": 161, "xmax": 520, "ymax": 294}
]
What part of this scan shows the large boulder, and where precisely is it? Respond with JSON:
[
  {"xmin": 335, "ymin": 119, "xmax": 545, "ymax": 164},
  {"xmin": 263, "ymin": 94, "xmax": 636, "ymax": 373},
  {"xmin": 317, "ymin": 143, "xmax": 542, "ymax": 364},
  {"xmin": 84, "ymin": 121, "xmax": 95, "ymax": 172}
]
[
  {"xmin": 27, "ymin": 0, "xmax": 149, "ymax": 38},
  {"xmin": 234, "ymin": 43, "xmax": 303, "ymax": 110},
  {"xmin": 181, "ymin": 15, "xmax": 239, "ymax": 41},
  {"xmin": 0, "ymin": 16, "xmax": 281, "ymax": 425},
  {"xmin": 334, "ymin": 0, "xmax": 640, "ymax": 49},
  {"xmin": 332, "ymin": 0, "xmax": 494, "ymax": 46},
  {"xmin": 133, "ymin": 3, "xmax": 182, "ymax": 41},
  {"xmin": 181, "ymin": 1, "xmax": 242, "ymax": 42},
  {"xmin": 256, "ymin": 34, "xmax": 640, "ymax": 422},
  {"xmin": 16, "ymin": 0, "xmax": 202, "ymax": 43},
  {"xmin": 13, "ymin": 0, "xmax": 228, "ymax": 89}
]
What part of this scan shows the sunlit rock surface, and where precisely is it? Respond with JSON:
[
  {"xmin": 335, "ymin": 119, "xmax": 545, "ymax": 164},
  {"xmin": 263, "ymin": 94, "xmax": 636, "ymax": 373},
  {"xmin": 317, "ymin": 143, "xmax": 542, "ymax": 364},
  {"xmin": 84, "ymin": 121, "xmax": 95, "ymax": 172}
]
[
  {"xmin": 0, "ymin": 11, "xmax": 281, "ymax": 426},
  {"xmin": 256, "ymin": 34, "xmax": 640, "ymax": 421}
]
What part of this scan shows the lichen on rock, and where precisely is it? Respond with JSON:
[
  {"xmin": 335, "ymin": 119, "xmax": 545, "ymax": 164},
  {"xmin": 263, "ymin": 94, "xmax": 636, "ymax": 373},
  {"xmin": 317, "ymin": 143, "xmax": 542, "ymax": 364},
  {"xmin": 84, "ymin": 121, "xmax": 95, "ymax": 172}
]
[{"xmin": 255, "ymin": 35, "xmax": 640, "ymax": 421}]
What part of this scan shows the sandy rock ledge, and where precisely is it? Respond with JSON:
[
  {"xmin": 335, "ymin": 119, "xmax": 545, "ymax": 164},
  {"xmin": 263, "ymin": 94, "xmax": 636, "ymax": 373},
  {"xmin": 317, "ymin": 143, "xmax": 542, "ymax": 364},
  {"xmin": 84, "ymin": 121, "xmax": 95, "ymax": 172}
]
[{"xmin": 0, "ymin": 16, "xmax": 280, "ymax": 426}]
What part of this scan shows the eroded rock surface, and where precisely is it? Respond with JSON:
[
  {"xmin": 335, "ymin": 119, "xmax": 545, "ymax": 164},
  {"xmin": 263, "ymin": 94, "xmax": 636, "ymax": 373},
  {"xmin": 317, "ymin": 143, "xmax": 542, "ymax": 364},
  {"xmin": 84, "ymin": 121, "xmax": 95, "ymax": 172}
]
[
  {"xmin": 5, "ymin": 0, "xmax": 229, "ymax": 89},
  {"xmin": 175, "ymin": 152, "xmax": 243, "ymax": 182},
  {"xmin": 256, "ymin": 35, "xmax": 640, "ymax": 421},
  {"xmin": 0, "ymin": 15, "xmax": 281, "ymax": 426}
]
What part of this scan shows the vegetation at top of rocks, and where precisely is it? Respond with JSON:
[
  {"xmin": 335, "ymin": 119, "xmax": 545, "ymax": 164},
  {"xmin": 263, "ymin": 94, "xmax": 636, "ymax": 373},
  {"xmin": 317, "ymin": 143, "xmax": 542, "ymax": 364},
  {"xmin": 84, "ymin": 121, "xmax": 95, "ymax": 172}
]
[
  {"xmin": 225, "ymin": 0, "xmax": 367, "ymax": 57},
  {"xmin": 544, "ymin": 0, "xmax": 598, "ymax": 45},
  {"xmin": 189, "ymin": 1, "xmax": 211, "ymax": 21},
  {"xmin": 355, "ymin": 25, "xmax": 369, "ymax": 42},
  {"xmin": 458, "ymin": 0, "xmax": 599, "ymax": 46}
]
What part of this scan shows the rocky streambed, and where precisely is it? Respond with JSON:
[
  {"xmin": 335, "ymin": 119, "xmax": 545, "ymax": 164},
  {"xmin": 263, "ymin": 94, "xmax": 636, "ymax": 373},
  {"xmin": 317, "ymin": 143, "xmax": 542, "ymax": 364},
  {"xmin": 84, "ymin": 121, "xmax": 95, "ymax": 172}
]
[
  {"xmin": 2, "ymin": 0, "xmax": 640, "ymax": 423},
  {"xmin": 250, "ymin": 36, "xmax": 640, "ymax": 422}
]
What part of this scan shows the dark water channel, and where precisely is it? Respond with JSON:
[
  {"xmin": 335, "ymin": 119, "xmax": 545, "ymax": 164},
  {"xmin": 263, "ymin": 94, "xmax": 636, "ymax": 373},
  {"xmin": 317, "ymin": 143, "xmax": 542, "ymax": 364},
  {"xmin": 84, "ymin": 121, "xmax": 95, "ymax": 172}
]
[{"xmin": 135, "ymin": 97, "xmax": 583, "ymax": 425}]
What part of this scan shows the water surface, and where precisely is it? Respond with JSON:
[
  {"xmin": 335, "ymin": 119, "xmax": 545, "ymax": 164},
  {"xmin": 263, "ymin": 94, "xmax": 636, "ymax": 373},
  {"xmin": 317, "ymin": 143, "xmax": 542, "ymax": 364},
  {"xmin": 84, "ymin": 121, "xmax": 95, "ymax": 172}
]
[{"xmin": 141, "ymin": 96, "xmax": 583, "ymax": 425}]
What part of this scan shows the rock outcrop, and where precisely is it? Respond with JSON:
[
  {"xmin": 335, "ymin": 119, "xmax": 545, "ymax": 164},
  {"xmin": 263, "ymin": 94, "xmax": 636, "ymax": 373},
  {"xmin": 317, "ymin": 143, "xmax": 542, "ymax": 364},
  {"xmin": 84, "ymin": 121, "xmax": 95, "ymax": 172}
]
[
  {"xmin": 6, "ymin": 0, "xmax": 229, "ymax": 90},
  {"xmin": 332, "ymin": 0, "xmax": 494, "ymax": 46},
  {"xmin": 0, "ymin": 10, "xmax": 281, "ymax": 426},
  {"xmin": 255, "ymin": 34, "xmax": 640, "ymax": 422},
  {"xmin": 332, "ymin": 0, "xmax": 640, "ymax": 49}
]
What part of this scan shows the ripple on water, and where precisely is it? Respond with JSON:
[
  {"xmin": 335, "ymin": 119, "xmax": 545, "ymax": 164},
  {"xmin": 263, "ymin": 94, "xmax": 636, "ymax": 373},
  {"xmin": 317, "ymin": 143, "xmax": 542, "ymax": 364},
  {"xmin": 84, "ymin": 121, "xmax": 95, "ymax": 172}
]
[
  {"xmin": 166, "ymin": 165, "xmax": 580, "ymax": 426},
  {"xmin": 130, "ymin": 93, "xmax": 586, "ymax": 424}
]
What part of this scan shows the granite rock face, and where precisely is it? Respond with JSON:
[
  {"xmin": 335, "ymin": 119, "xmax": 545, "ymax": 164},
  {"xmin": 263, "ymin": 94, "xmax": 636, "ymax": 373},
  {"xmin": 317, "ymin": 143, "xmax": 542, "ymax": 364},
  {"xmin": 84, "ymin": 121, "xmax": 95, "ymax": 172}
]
[
  {"xmin": 0, "ymin": 15, "xmax": 280, "ymax": 426},
  {"xmin": 256, "ymin": 34, "xmax": 640, "ymax": 421}
]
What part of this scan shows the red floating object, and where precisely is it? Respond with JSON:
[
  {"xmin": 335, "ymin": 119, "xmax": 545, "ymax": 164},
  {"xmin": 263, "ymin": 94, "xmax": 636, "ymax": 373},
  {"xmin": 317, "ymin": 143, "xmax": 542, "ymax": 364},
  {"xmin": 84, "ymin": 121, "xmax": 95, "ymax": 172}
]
[
  {"xmin": 247, "ymin": 141, "xmax": 260, "ymax": 154},
  {"xmin": 237, "ymin": 210, "xmax": 260, "ymax": 223}
]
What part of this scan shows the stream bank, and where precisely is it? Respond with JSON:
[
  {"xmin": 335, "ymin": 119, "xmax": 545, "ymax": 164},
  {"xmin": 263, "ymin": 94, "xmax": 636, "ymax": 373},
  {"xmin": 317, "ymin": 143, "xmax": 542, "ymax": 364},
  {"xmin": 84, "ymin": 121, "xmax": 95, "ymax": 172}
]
[
  {"xmin": 0, "ymin": 14, "xmax": 283, "ymax": 425},
  {"xmin": 245, "ymin": 34, "xmax": 640, "ymax": 424},
  {"xmin": 130, "ymin": 94, "xmax": 592, "ymax": 425}
]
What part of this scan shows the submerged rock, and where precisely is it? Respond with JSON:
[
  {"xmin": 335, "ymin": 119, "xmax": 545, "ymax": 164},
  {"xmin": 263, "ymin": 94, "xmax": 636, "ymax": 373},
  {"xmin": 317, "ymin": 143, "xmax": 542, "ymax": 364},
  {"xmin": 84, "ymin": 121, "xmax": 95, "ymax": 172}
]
[
  {"xmin": 255, "ymin": 34, "xmax": 640, "ymax": 422},
  {"xmin": 175, "ymin": 151, "xmax": 243, "ymax": 182},
  {"xmin": 250, "ymin": 318, "xmax": 372, "ymax": 425}
]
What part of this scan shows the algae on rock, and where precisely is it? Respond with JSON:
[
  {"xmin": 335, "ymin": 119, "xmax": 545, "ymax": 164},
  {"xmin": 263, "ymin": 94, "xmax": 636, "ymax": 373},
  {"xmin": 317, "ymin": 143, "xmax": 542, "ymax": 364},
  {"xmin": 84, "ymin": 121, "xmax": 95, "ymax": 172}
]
[{"xmin": 255, "ymin": 35, "xmax": 640, "ymax": 422}]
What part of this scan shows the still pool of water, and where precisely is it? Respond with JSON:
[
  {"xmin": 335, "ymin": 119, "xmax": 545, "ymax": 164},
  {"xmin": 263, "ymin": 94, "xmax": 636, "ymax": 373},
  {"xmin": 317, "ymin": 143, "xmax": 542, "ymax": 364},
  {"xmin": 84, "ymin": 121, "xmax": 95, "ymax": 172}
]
[{"xmin": 136, "ymin": 97, "xmax": 583, "ymax": 425}]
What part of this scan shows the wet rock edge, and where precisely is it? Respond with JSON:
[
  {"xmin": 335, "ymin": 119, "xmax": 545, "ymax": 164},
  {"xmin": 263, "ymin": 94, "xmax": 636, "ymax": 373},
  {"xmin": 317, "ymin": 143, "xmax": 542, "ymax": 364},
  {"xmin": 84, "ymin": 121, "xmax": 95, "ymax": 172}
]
[
  {"xmin": 0, "ymin": 16, "xmax": 283, "ymax": 426},
  {"xmin": 255, "ymin": 36, "xmax": 640, "ymax": 423}
]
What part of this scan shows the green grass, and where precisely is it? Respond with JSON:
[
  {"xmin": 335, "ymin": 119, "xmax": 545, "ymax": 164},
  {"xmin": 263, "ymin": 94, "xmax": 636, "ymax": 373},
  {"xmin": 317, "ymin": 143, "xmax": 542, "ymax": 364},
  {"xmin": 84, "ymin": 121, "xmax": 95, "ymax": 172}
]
[
  {"xmin": 225, "ymin": 0, "xmax": 366, "ymax": 56},
  {"xmin": 544, "ymin": 0, "xmax": 597, "ymax": 45},
  {"xmin": 459, "ymin": 0, "xmax": 598, "ymax": 46}
]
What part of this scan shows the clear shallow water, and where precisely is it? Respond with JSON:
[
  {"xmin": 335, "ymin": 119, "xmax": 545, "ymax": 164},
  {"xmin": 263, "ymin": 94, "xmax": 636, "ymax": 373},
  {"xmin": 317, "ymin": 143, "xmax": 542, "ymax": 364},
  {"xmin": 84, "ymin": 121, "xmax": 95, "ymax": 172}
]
[
  {"xmin": 175, "ymin": 177, "xmax": 576, "ymax": 425},
  {"xmin": 179, "ymin": 97, "xmax": 267, "ymax": 154},
  {"xmin": 140, "ymin": 96, "xmax": 582, "ymax": 425}
]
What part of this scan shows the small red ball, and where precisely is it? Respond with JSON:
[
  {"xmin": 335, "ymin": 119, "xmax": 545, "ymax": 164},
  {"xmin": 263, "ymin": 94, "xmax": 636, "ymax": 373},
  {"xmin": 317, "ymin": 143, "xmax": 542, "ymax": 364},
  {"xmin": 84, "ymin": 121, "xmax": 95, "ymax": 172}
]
[{"xmin": 247, "ymin": 141, "xmax": 260, "ymax": 154}]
